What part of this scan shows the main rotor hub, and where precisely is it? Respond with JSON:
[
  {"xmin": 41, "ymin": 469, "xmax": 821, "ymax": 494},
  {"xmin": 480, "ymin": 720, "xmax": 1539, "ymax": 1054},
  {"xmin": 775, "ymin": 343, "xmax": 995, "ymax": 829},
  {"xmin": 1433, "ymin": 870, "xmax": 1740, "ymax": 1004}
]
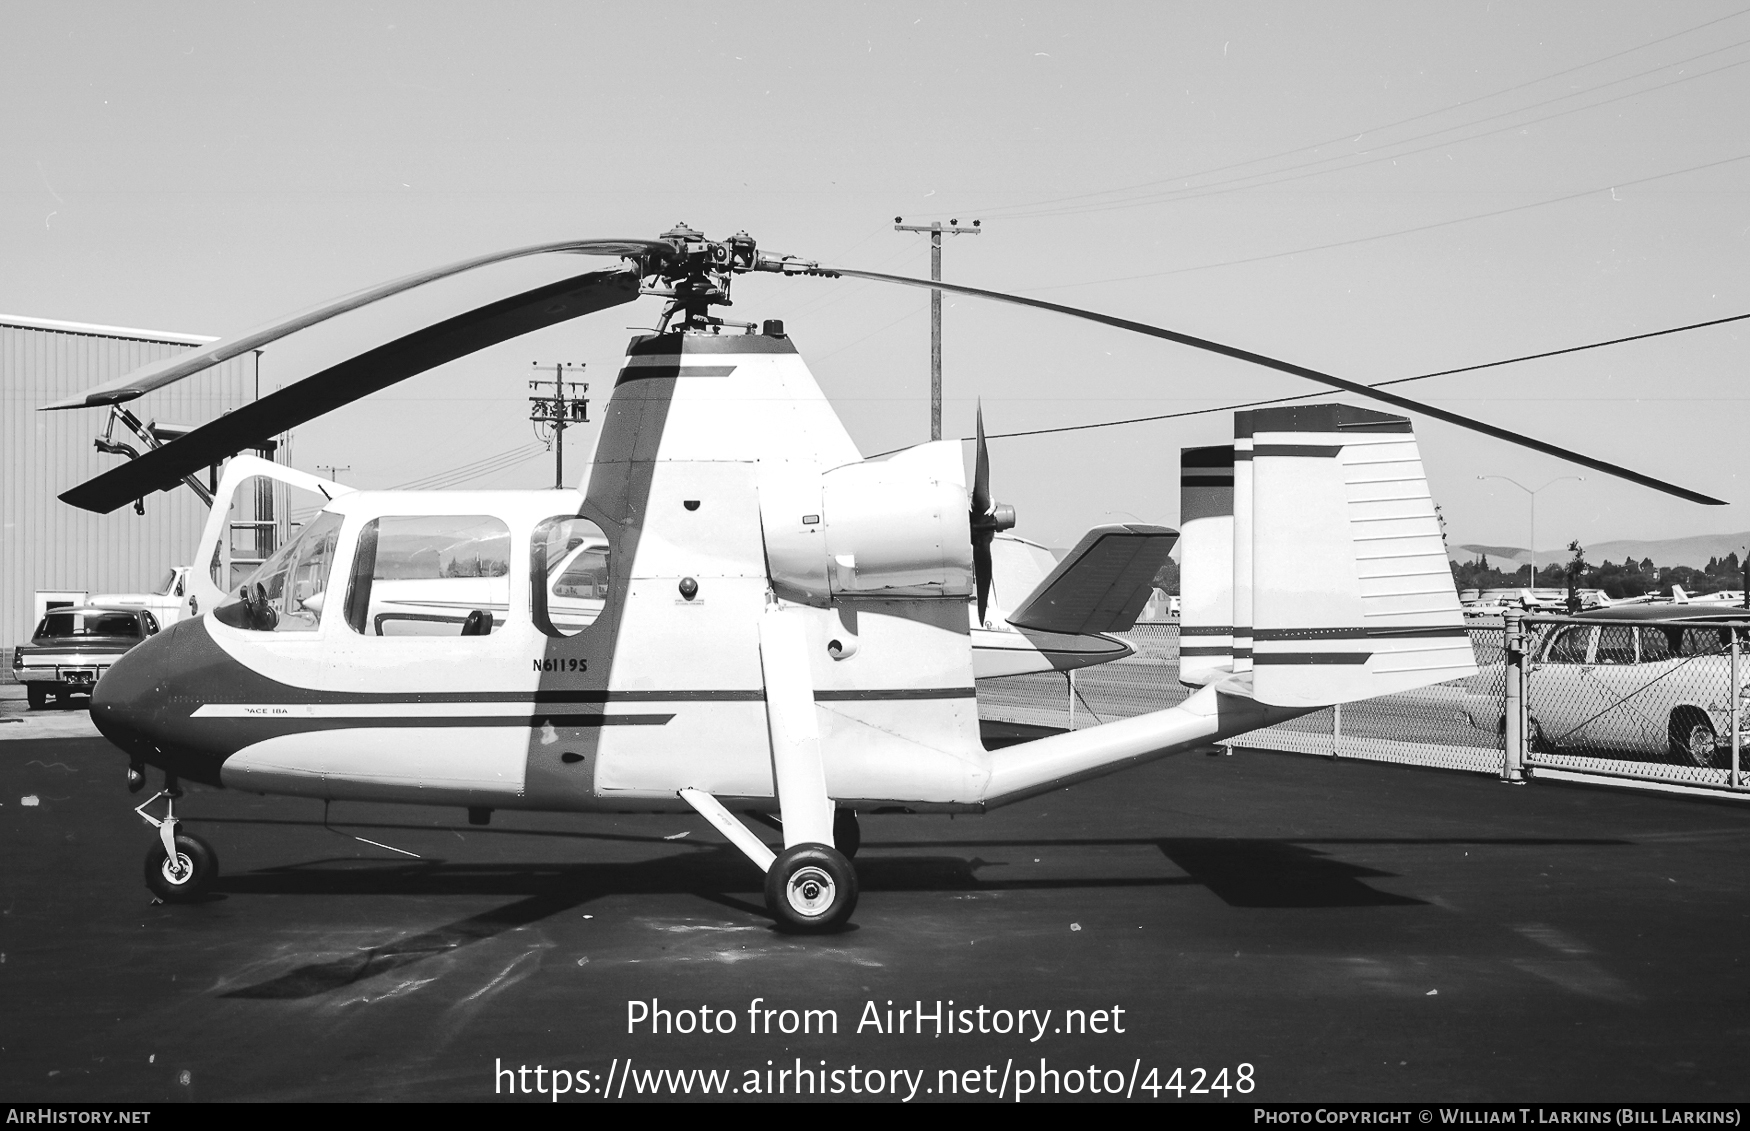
[{"xmin": 643, "ymin": 224, "xmax": 830, "ymax": 332}]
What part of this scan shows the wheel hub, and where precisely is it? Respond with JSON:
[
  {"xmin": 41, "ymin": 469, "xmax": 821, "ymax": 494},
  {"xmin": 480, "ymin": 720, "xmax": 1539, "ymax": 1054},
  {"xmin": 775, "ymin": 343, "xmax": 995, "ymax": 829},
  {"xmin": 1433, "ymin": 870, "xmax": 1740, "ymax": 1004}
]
[
  {"xmin": 160, "ymin": 852, "xmax": 192, "ymax": 885},
  {"xmin": 786, "ymin": 866, "xmax": 835, "ymax": 917}
]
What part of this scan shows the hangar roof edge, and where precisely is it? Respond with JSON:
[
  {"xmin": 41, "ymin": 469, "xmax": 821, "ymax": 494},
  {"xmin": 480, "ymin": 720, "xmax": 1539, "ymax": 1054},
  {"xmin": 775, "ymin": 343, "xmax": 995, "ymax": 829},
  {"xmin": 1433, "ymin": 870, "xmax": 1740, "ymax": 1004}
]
[{"xmin": 0, "ymin": 313, "xmax": 218, "ymax": 347}]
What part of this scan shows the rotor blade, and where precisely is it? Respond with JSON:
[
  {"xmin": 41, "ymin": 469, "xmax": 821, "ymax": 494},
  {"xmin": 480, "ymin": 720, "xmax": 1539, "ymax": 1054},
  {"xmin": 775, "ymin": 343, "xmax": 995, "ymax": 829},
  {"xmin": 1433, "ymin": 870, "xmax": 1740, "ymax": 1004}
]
[
  {"xmin": 972, "ymin": 399, "xmax": 991, "ymax": 517},
  {"xmin": 827, "ymin": 267, "xmax": 1725, "ymax": 506},
  {"xmin": 42, "ymin": 238, "xmax": 669, "ymax": 411},
  {"xmin": 974, "ymin": 532, "xmax": 993, "ymax": 625},
  {"xmin": 60, "ymin": 264, "xmax": 640, "ymax": 514}
]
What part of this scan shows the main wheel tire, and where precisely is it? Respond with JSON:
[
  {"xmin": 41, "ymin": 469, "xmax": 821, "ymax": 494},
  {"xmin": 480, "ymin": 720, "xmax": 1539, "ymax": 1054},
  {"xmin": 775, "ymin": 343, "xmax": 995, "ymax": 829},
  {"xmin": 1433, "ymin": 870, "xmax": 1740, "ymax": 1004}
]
[
  {"xmin": 25, "ymin": 684, "xmax": 46, "ymax": 710},
  {"xmin": 144, "ymin": 832, "xmax": 219, "ymax": 902},
  {"xmin": 833, "ymin": 809, "xmax": 861, "ymax": 859},
  {"xmin": 1669, "ymin": 709, "xmax": 1719, "ymax": 768},
  {"xmin": 765, "ymin": 843, "xmax": 858, "ymax": 933}
]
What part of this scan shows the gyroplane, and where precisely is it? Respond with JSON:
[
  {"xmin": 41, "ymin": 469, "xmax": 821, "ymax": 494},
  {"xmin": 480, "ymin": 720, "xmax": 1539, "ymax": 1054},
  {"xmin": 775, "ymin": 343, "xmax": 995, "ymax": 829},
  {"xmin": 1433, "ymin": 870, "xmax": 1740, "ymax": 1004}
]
[{"xmin": 45, "ymin": 224, "xmax": 1721, "ymax": 930}]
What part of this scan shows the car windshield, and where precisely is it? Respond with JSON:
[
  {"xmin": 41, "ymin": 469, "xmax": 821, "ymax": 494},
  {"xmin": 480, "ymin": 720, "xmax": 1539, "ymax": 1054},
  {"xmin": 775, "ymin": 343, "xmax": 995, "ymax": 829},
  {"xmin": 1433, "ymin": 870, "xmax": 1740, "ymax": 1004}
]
[
  {"xmin": 35, "ymin": 612, "xmax": 141, "ymax": 640},
  {"xmin": 154, "ymin": 570, "xmax": 178, "ymax": 596}
]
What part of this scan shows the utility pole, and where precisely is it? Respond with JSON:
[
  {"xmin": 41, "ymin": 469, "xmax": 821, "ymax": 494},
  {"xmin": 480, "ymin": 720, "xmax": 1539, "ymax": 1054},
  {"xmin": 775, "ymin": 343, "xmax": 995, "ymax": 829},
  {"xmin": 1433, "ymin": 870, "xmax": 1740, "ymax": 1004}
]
[
  {"xmin": 894, "ymin": 217, "xmax": 981, "ymax": 441},
  {"xmin": 316, "ymin": 465, "xmax": 349, "ymax": 483},
  {"xmin": 529, "ymin": 362, "xmax": 589, "ymax": 490}
]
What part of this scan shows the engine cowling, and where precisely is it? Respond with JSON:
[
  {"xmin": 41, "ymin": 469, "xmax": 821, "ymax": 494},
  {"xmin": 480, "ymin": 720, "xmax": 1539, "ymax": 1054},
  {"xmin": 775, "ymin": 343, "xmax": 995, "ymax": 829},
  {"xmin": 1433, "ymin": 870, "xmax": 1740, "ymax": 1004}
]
[{"xmin": 760, "ymin": 441, "xmax": 973, "ymax": 604}]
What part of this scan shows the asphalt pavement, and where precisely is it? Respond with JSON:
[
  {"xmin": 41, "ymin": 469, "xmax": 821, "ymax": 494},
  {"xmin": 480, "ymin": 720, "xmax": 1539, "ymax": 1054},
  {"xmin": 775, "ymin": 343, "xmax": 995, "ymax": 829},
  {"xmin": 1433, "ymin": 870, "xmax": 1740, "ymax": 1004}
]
[{"xmin": 3, "ymin": 725, "xmax": 1749, "ymax": 1102}]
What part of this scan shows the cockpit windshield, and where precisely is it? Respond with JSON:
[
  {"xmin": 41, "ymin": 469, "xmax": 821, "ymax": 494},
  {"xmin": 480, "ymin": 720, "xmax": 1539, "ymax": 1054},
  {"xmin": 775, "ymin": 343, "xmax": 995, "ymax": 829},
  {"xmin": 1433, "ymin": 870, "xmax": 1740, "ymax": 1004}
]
[{"xmin": 217, "ymin": 511, "xmax": 345, "ymax": 632}]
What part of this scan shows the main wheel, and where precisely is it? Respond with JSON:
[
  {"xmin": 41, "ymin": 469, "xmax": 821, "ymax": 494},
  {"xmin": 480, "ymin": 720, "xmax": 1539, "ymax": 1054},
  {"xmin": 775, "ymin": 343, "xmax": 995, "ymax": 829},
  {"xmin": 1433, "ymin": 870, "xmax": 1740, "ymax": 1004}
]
[
  {"xmin": 26, "ymin": 684, "xmax": 46, "ymax": 710},
  {"xmin": 1669, "ymin": 709, "xmax": 1719, "ymax": 768},
  {"xmin": 144, "ymin": 832, "xmax": 219, "ymax": 902},
  {"xmin": 764, "ymin": 843, "xmax": 858, "ymax": 933},
  {"xmin": 833, "ymin": 808, "xmax": 861, "ymax": 859}
]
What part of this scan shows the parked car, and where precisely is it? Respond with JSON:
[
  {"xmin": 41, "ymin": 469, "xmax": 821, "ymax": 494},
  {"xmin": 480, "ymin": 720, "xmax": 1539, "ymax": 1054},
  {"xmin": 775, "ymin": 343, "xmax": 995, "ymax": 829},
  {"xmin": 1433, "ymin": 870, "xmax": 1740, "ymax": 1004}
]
[
  {"xmin": 84, "ymin": 565, "xmax": 195, "ymax": 627},
  {"xmin": 1524, "ymin": 605, "xmax": 1749, "ymax": 768},
  {"xmin": 12, "ymin": 605, "xmax": 160, "ymax": 709}
]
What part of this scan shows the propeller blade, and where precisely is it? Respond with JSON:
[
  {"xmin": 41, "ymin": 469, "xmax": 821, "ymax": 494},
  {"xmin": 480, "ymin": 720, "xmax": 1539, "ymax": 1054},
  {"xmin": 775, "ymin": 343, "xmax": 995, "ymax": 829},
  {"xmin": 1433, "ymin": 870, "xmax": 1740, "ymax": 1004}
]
[
  {"xmin": 41, "ymin": 238, "xmax": 670, "ymax": 412},
  {"xmin": 60, "ymin": 264, "xmax": 641, "ymax": 513},
  {"xmin": 973, "ymin": 531, "xmax": 993, "ymax": 625},
  {"xmin": 972, "ymin": 399, "xmax": 992, "ymax": 517},
  {"xmin": 825, "ymin": 267, "xmax": 1725, "ymax": 506}
]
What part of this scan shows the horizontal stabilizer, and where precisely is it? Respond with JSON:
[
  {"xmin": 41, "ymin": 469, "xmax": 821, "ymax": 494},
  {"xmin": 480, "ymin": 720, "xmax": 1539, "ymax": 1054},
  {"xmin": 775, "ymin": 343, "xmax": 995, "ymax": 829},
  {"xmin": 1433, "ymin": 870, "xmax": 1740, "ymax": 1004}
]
[{"xmin": 1007, "ymin": 524, "xmax": 1177, "ymax": 636}]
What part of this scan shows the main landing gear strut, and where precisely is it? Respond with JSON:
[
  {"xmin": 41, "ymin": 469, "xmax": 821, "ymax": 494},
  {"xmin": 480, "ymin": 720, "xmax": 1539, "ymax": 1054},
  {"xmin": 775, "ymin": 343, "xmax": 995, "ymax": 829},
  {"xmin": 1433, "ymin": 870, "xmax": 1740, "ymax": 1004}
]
[
  {"xmin": 680, "ymin": 789, "xmax": 861, "ymax": 933},
  {"xmin": 135, "ymin": 776, "xmax": 220, "ymax": 902}
]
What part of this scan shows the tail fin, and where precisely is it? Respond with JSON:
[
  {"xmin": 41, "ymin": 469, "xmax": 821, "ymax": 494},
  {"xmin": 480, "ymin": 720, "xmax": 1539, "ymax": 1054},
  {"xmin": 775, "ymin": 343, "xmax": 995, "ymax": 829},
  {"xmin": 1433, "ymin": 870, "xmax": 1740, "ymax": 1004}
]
[
  {"xmin": 1178, "ymin": 445, "xmax": 1234, "ymax": 685},
  {"xmin": 1243, "ymin": 405, "xmax": 1475, "ymax": 707}
]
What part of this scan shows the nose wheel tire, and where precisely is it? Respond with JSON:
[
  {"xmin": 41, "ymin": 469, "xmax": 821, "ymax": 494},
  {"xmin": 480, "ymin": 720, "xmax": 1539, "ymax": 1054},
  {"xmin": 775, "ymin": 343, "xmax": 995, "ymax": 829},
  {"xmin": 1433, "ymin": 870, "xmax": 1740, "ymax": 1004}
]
[
  {"xmin": 144, "ymin": 833, "xmax": 219, "ymax": 902},
  {"xmin": 764, "ymin": 843, "xmax": 858, "ymax": 933}
]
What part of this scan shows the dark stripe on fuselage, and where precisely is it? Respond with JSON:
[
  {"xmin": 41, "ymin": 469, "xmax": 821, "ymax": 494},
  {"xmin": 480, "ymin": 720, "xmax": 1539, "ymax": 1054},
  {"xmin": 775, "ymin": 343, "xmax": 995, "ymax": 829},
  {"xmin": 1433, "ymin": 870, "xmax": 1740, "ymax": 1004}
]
[
  {"xmin": 615, "ymin": 365, "xmax": 738, "ymax": 385},
  {"xmin": 207, "ymin": 713, "xmax": 676, "ymax": 733}
]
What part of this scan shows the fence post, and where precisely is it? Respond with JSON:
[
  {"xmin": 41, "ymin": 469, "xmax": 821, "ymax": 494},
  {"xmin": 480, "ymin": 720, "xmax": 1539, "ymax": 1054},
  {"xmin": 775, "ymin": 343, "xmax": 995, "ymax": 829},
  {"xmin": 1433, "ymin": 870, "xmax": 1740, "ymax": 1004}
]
[
  {"xmin": 1332, "ymin": 702, "xmax": 1342, "ymax": 759},
  {"xmin": 1502, "ymin": 610, "xmax": 1527, "ymax": 783},
  {"xmin": 1732, "ymin": 628, "xmax": 1741, "ymax": 790}
]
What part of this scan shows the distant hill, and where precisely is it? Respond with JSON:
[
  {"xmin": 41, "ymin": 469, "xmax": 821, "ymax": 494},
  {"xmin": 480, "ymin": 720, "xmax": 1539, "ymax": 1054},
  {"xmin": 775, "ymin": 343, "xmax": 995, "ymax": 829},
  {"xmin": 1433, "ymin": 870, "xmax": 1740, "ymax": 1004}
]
[{"xmin": 1455, "ymin": 532, "xmax": 1750, "ymax": 570}]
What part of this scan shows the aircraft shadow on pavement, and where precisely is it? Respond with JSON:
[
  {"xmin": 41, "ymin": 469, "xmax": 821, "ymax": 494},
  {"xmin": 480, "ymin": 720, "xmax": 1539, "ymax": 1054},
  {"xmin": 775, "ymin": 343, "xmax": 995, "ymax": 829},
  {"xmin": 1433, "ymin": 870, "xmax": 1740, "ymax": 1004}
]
[{"xmin": 207, "ymin": 833, "xmax": 1632, "ymax": 1001}]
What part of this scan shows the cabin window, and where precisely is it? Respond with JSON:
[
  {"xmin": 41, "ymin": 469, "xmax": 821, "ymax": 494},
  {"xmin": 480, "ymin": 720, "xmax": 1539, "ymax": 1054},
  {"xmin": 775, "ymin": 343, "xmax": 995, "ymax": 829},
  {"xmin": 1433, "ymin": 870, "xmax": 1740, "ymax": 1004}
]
[
  {"xmin": 216, "ymin": 511, "xmax": 344, "ymax": 632},
  {"xmin": 531, "ymin": 516, "xmax": 610, "ymax": 638},
  {"xmin": 342, "ymin": 515, "xmax": 512, "ymax": 636}
]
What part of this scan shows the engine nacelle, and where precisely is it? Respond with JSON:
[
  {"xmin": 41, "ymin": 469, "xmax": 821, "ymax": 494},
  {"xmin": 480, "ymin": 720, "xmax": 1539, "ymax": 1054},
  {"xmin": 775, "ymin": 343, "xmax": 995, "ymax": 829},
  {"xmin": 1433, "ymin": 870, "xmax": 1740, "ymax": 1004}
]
[{"xmin": 761, "ymin": 441, "xmax": 973, "ymax": 604}]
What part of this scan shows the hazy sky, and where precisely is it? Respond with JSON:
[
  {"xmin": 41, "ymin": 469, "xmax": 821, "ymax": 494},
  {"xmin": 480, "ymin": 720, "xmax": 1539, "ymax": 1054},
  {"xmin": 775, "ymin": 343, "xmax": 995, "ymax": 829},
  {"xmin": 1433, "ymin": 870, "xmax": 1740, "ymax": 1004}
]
[{"xmin": 5, "ymin": 1, "xmax": 1748, "ymax": 553}]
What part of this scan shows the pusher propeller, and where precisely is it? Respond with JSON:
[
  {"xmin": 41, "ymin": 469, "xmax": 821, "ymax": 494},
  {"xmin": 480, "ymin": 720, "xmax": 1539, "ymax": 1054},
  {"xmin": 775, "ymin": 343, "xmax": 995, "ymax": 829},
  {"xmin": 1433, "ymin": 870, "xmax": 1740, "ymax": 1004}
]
[{"xmin": 970, "ymin": 402, "xmax": 1018, "ymax": 624}]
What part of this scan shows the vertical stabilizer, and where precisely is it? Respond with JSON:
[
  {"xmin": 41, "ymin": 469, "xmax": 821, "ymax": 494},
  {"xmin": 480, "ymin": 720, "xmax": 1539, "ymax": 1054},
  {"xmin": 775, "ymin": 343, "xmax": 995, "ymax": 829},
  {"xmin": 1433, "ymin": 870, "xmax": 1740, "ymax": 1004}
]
[
  {"xmin": 1244, "ymin": 405, "xmax": 1475, "ymax": 707},
  {"xmin": 1178, "ymin": 446, "xmax": 1234, "ymax": 686}
]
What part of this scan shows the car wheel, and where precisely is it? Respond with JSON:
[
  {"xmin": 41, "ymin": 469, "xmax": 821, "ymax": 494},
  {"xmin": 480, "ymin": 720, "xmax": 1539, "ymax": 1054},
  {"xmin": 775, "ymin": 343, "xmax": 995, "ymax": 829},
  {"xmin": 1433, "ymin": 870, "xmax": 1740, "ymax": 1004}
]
[
  {"xmin": 26, "ymin": 684, "xmax": 46, "ymax": 710},
  {"xmin": 1668, "ymin": 709, "xmax": 1718, "ymax": 768}
]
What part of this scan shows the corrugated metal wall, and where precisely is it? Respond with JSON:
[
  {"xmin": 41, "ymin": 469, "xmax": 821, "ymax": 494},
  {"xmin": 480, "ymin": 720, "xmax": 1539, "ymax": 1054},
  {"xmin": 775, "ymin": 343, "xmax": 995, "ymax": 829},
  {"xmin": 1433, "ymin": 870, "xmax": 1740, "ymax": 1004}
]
[{"xmin": 2, "ymin": 324, "xmax": 255, "ymax": 670}]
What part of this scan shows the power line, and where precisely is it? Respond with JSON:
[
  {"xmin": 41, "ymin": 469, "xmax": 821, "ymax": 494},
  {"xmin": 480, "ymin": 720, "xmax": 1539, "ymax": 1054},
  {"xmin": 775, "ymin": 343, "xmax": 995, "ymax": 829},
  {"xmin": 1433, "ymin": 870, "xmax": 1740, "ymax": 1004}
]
[
  {"xmin": 971, "ymin": 311, "xmax": 1750, "ymax": 443},
  {"xmin": 1002, "ymin": 45, "xmax": 1750, "ymax": 223},
  {"xmin": 971, "ymin": 6, "xmax": 1750, "ymax": 220},
  {"xmin": 1031, "ymin": 150, "xmax": 1750, "ymax": 291}
]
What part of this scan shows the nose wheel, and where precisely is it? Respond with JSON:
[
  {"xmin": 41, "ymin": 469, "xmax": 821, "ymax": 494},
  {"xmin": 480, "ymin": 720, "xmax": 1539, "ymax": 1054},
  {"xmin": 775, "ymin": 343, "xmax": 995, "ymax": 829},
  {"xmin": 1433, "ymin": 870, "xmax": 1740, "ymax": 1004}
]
[
  {"xmin": 145, "ymin": 832, "xmax": 219, "ymax": 902},
  {"xmin": 135, "ymin": 783, "xmax": 220, "ymax": 902}
]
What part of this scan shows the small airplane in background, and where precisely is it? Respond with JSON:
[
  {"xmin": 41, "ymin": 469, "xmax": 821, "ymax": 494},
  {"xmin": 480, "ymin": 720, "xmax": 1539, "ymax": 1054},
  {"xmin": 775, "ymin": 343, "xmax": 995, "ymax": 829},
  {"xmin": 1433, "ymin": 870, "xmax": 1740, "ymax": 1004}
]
[{"xmin": 41, "ymin": 225, "xmax": 1721, "ymax": 931}]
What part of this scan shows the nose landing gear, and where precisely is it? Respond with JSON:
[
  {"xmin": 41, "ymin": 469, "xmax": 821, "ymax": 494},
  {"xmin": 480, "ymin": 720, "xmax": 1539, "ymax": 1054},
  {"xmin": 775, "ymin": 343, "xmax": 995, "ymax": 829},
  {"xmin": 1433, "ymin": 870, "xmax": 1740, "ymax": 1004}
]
[{"xmin": 135, "ymin": 778, "xmax": 219, "ymax": 902}]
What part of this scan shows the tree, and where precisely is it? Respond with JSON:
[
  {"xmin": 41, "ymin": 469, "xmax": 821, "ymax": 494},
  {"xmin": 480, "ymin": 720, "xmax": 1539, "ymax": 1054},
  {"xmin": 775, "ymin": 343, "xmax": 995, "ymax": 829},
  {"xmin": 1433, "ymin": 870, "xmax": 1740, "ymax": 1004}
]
[{"xmin": 1564, "ymin": 541, "xmax": 1587, "ymax": 614}]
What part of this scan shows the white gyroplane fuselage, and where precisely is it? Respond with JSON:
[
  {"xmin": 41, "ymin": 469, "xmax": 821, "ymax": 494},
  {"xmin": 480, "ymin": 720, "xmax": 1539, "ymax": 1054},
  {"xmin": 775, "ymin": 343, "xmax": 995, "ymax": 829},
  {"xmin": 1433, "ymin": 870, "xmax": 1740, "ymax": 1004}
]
[{"xmin": 93, "ymin": 326, "xmax": 1476, "ymax": 930}]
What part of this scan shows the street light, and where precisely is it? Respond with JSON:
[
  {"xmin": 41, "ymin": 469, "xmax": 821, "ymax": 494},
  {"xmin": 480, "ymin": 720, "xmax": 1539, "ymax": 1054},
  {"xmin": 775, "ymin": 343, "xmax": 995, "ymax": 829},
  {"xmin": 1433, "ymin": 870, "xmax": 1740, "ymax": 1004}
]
[{"xmin": 1476, "ymin": 475, "xmax": 1584, "ymax": 587}]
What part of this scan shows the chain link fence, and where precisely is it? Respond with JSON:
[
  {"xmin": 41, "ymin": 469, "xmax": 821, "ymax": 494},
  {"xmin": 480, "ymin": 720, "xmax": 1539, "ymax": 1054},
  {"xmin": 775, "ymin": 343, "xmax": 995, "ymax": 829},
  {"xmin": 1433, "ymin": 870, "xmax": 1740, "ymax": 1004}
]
[
  {"xmin": 1516, "ymin": 613, "xmax": 1750, "ymax": 792},
  {"xmin": 976, "ymin": 623, "xmax": 1507, "ymax": 774}
]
